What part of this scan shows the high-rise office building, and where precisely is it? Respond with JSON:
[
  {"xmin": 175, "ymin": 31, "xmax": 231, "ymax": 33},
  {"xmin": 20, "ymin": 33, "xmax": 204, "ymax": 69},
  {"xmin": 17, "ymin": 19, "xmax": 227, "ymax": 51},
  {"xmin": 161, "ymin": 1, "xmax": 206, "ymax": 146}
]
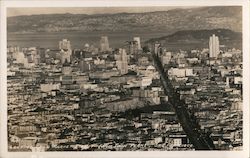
[
  {"xmin": 38, "ymin": 48, "xmax": 46, "ymax": 63},
  {"xmin": 161, "ymin": 51, "xmax": 172, "ymax": 65},
  {"xmin": 61, "ymin": 50, "xmax": 71, "ymax": 64},
  {"xmin": 209, "ymin": 34, "xmax": 220, "ymax": 58},
  {"xmin": 115, "ymin": 48, "xmax": 128, "ymax": 75},
  {"xmin": 59, "ymin": 39, "xmax": 71, "ymax": 50},
  {"xmin": 100, "ymin": 36, "xmax": 110, "ymax": 52},
  {"xmin": 133, "ymin": 37, "xmax": 142, "ymax": 50},
  {"xmin": 59, "ymin": 39, "xmax": 72, "ymax": 64},
  {"xmin": 154, "ymin": 43, "xmax": 161, "ymax": 56},
  {"xmin": 128, "ymin": 41, "xmax": 137, "ymax": 54},
  {"xmin": 127, "ymin": 41, "xmax": 138, "ymax": 61}
]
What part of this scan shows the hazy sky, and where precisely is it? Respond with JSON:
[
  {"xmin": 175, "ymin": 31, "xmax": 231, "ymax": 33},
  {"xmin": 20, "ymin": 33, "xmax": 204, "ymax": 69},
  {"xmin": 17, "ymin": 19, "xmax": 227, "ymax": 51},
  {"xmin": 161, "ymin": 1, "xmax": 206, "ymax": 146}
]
[{"xmin": 7, "ymin": 6, "xmax": 196, "ymax": 17}]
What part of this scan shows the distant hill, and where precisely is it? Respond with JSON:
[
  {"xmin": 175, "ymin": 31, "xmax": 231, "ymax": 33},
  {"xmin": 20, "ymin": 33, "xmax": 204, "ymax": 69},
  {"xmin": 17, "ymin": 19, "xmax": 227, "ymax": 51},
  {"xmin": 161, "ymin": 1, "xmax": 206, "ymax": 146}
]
[
  {"xmin": 7, "ymin": 6, "xmax": 242, "ymax": 34},
  {"xmin": 145, "ymin": 29, "xmax": 242, "ymax": 50}
]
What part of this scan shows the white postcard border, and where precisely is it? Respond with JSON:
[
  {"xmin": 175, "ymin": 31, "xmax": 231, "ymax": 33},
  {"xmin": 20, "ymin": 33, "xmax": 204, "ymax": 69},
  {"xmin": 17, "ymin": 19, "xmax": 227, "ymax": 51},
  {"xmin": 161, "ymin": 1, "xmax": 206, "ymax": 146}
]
[{"xmin": 1, "ymin": 0, "xmax": 249, "ymax": 158}]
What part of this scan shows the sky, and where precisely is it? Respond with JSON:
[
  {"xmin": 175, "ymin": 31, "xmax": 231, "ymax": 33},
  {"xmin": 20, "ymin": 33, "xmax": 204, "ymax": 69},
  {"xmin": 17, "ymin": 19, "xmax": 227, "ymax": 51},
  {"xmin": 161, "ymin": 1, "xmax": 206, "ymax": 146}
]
[{"xmin": 7, "ymin": 6, "xmax": 196, "ymax": 17}]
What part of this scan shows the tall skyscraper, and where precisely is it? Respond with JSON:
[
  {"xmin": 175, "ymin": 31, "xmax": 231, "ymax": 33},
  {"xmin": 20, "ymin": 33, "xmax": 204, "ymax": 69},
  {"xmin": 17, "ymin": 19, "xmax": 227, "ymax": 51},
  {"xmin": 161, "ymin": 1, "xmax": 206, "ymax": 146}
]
[
  {"xmin": 133, "ymin": 37, "xmax": 142, "ymax": 50},
  {"xmin": 59, "ymin": 39, "xmax": 72, "ymax": 64},
  {"xmin": 128, "ymin": 41, "xmax": 136, "ymax": 54},
  {"xmin": 209, "ymin": 34, "xmax": 220, "ymax": 58},
  {"xmin": 115, "ymin": 48, "xmax": 128, "ymax": 75},
  {"xmin": 59, "ymin": 39, "xmax": 71, "ymax": 50},
  {"xmin": 154, "ymin": 43, "xmax": 161, "ymax": 56},
  {"xmin": 127, "ymin": 41, "xmax": 138, "ymax": 61},
  {"xmin": 61, "ymin": 50, "xmax": 72, "ymax": 64},
  {"xmin": 161, "ymin": 51, "xmax": 172, "ymax": 65},
  {"xmin": 38, "ymin": 48, "xmax": 46, "ymax": 63},
  {"xmin": 100, "ymin": 36, "xmax": 110, "ymax": 52}
]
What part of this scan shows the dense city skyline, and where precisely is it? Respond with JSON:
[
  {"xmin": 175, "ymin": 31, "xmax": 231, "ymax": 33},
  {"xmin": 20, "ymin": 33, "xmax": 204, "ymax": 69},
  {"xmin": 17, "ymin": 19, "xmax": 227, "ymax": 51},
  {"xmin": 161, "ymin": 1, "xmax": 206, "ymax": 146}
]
[{"xmin": 6, "ymin": 31, "xmax": 243, "ymax": 151}]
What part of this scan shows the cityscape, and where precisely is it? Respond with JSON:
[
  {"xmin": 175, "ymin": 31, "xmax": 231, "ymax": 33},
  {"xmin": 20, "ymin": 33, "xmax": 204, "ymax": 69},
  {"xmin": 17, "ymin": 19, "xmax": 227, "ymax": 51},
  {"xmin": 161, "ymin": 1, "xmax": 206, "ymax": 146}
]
[{"xmin": 6, "ymin": 7, "xmax": 243, "ymax": 152}]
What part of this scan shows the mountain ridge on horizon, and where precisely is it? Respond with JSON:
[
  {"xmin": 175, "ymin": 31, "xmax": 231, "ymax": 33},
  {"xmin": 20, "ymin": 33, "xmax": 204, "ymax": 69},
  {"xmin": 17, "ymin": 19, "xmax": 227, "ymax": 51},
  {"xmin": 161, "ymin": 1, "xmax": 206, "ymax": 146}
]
[
  {"xmin": 7, "ymin": 6, "xmax": 242, "ymax": 34},
  {"xmin": 145, "ymin": 28, "xmax": 242, "ymax": 50},
  {"xmin": 7, "ymin": 7, "xmax": 200, "ymax": 18}
]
